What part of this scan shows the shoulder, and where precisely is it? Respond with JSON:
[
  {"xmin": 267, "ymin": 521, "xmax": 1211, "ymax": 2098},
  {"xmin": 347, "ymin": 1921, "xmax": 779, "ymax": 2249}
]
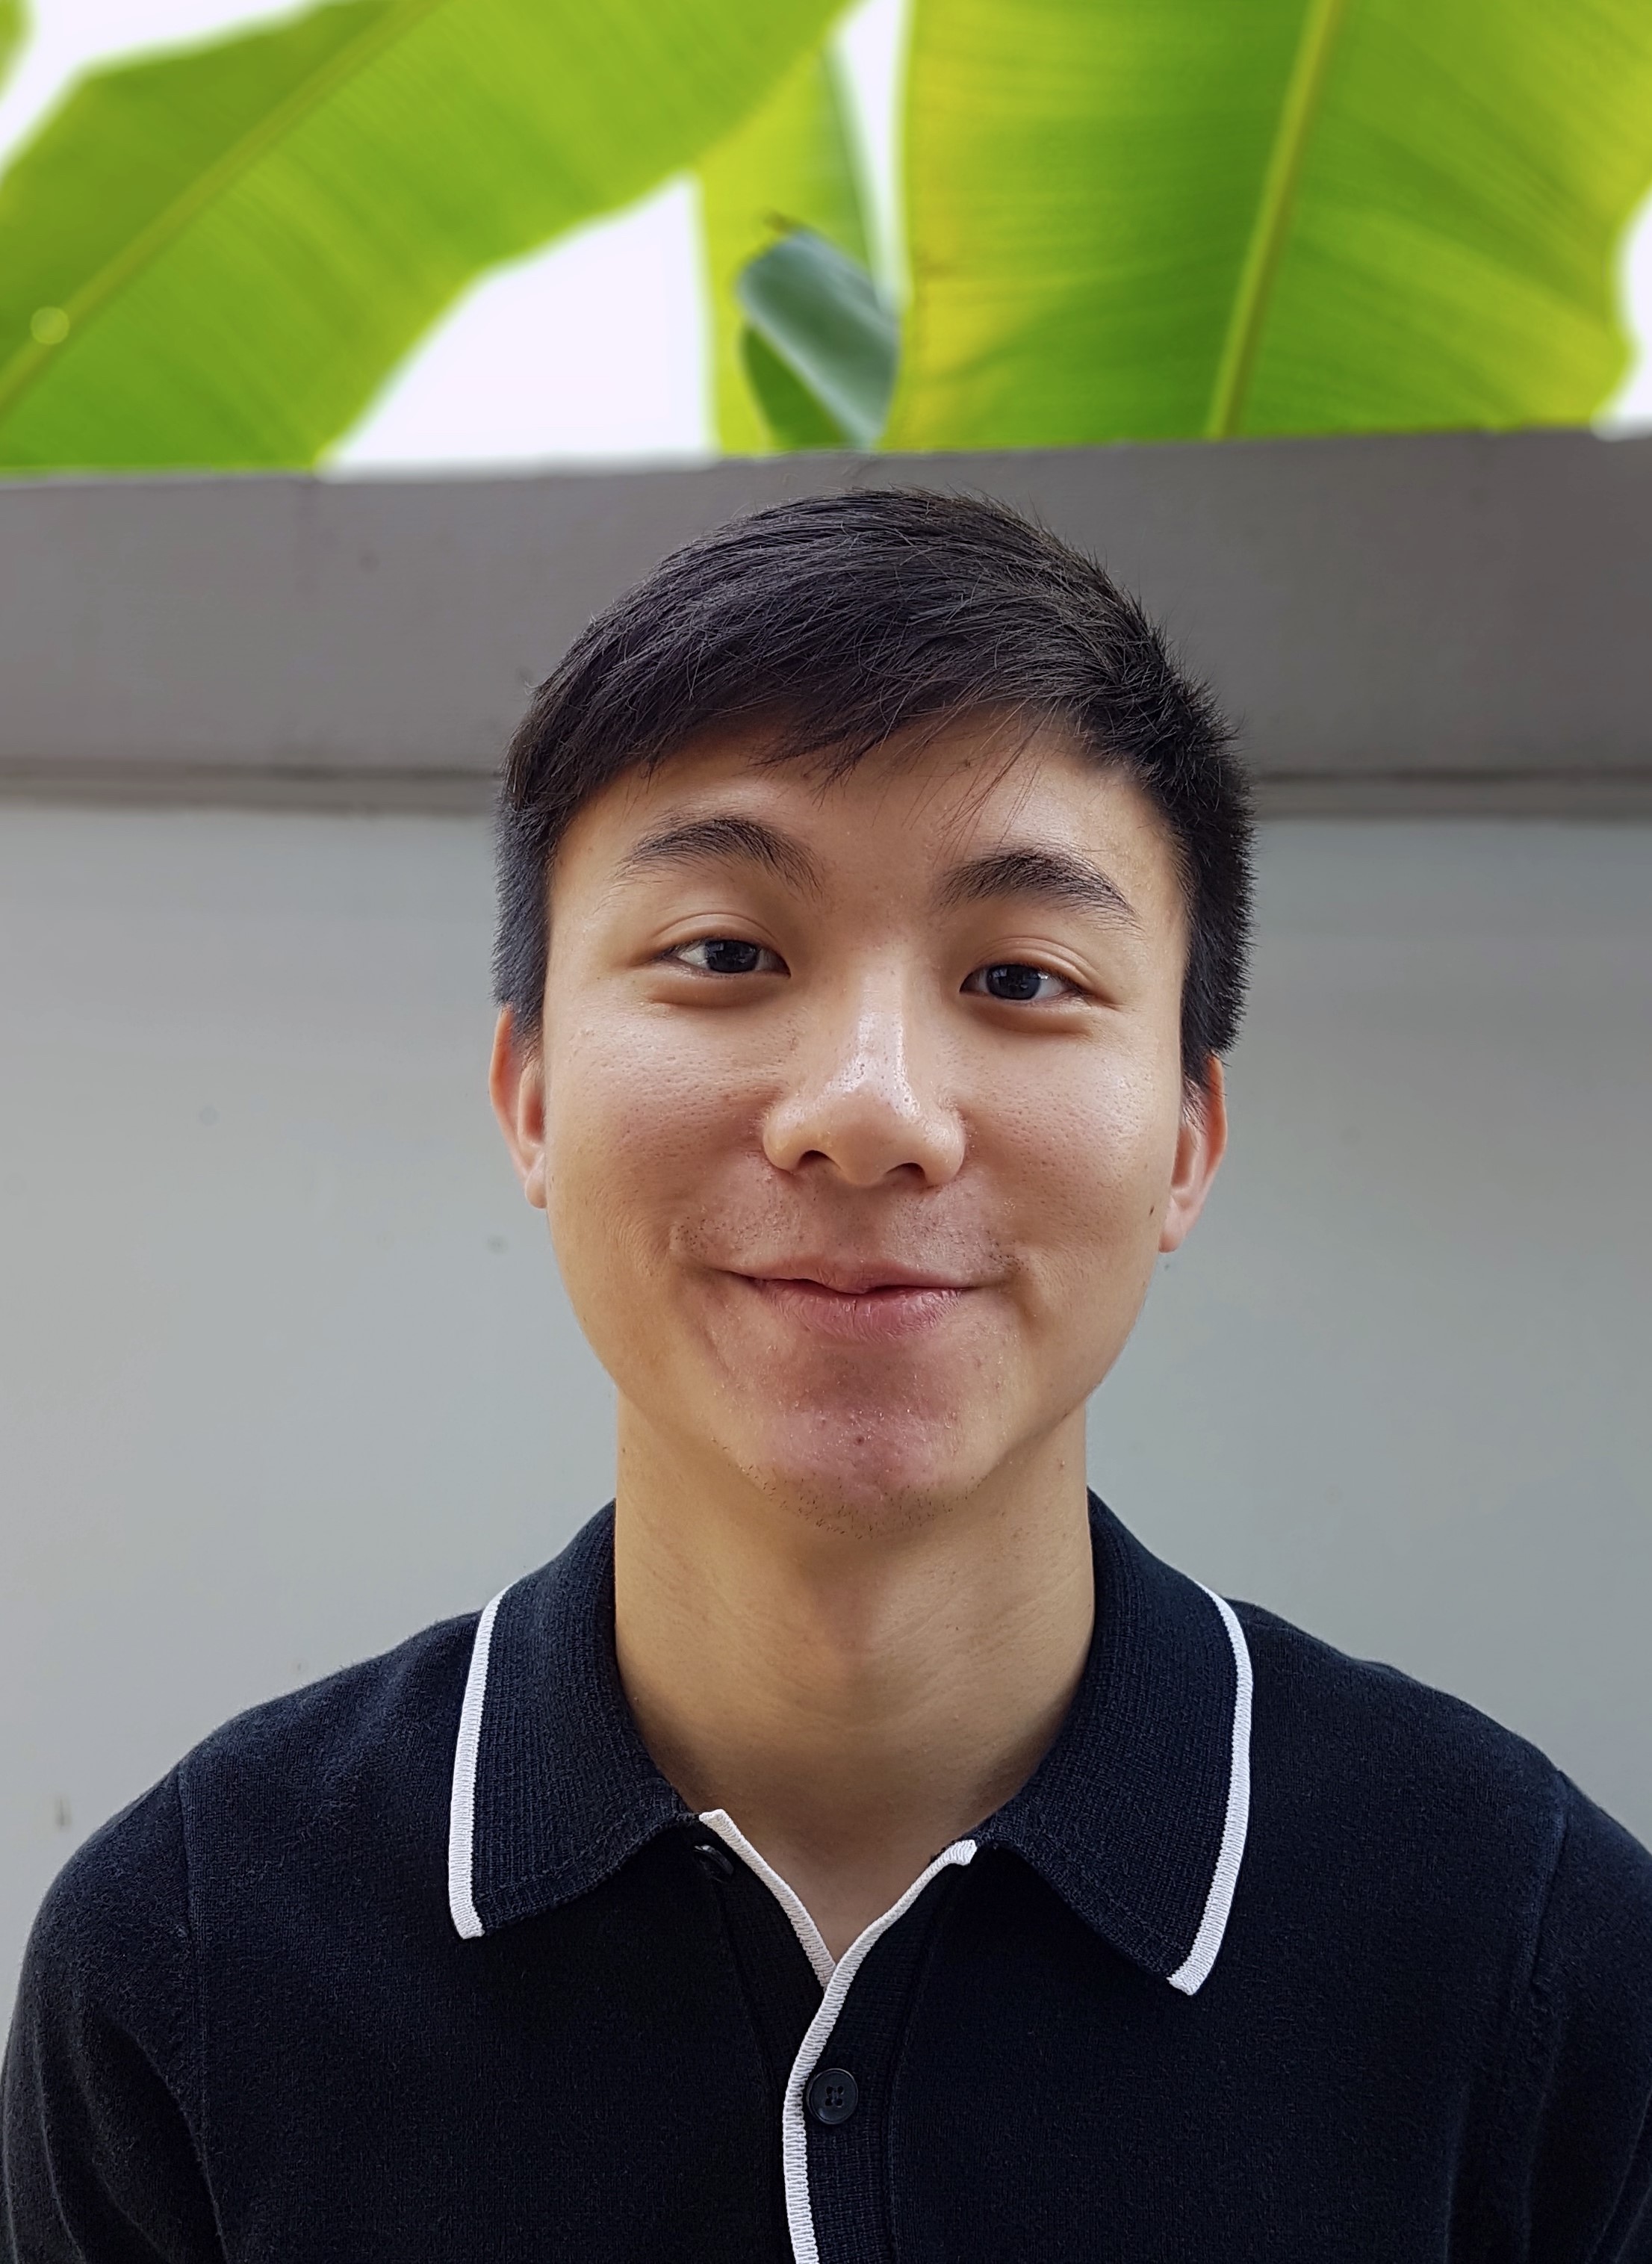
[
  {"xmin": 1226, "ymin": 1595, "xmax": 1652, "ymax": 1996},
  {"xmin": 173, "ymin": 1599, "xmax": 479, "ymax": 1837},
  {"xmin": 1228, "ymin": 1598, "xmax": 1652, "ymax": 2227},
  {"xmin": 1225, "ymin": 1598, "xmax": 1652, "ymax": 2233},
  {"xmin": 171, "ymin": 1602, "xmax": 483, "ymax": 1953},
  {"xmin": 1232, "ymin": 1598, "xmax": 1577, "ymax": 1855},
  {"xmin": 25, "ymin": 1599, "xmax": 483, "ymax": 2009},
  {"xmin": 17, "ymin": 1767, "xmax": 195, "ymax": 2056}
]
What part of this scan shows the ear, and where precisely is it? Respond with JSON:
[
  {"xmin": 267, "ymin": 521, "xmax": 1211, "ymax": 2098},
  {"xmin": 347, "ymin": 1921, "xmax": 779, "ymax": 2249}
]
[
  {"xmin": 488, "ymin": 1007, "xmax": 548, "ymax": 1212},
  {"xmin": 1158, "ymin": 1055, "xmax": 1229, "ymax": 1256}
]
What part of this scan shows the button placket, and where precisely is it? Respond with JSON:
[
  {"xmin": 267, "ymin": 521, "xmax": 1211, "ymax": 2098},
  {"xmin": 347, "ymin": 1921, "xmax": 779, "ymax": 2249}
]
[
  {"xmin": 783, "ymin": 1843, "xmax": 978, "ymax": 2264},
  {"xmin": 690, "ymin": 1809, "xmax": 978, "ymax": 2263}
]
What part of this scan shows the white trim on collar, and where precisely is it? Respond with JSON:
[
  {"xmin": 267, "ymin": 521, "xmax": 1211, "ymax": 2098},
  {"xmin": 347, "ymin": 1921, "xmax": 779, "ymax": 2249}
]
[
  {"xmin": 698, "ymin": 1809, "xmax": 836, "ymax": 1987},
  {"xmin": 444, "ymin": 1566, "xmax": 1253, "ymax": 1995},
  {"xmin": 447, "ymin": 1588, "xmax": 507, "ymax": 1941},
  {"xmin": 1167, "ymin": 1588, "xmax": 1253, "ymax": 1995}
]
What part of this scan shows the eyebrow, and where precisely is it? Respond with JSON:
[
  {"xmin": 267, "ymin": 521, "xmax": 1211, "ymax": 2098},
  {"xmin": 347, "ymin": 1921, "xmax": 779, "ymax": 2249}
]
[
  {"xmin": 612, "ymin": 812, "xmax": 1138, "ymax": 931},
  {"xmin": 613, "ymin": 814, "xmax": 825, "ymax": 896},
  {"xmin": 934, "ymin": 846, "xmax": 1140, "ymax": 930}
]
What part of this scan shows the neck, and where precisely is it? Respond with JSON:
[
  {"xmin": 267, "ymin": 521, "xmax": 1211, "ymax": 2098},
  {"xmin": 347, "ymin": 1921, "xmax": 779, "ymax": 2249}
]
[{"xmin": 612, "ymin": 1417, "xmax": 1095, "ymax": 1961}]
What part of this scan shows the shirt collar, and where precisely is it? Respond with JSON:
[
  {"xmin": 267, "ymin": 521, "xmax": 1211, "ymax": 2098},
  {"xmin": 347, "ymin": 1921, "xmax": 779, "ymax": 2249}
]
[{"xmin": 447, "ymin": 1493, "xmax": 1252, "ymax": 1996}]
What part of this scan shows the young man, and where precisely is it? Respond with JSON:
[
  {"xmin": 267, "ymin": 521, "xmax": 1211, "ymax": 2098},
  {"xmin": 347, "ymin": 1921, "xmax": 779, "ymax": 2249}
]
[{"xmin": 4, "ymin": 490, "xmax": 1649, "ymax": 2262}]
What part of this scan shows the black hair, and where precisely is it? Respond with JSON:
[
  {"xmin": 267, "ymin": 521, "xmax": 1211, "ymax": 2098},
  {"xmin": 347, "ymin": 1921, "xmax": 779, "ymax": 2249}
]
[{"xmin": 494, "ymin": 487, "xmax": 1255, "ymax": 1111}]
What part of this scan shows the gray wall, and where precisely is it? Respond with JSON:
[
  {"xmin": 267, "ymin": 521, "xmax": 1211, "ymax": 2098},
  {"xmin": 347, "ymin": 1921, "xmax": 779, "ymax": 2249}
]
[{"xmin": 2, "ymin": 799, "xmax": 1648, "ymax": 2018}]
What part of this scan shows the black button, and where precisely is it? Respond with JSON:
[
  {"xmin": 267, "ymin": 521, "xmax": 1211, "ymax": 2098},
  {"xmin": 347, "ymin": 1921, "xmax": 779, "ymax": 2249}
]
[
  {"xmin": 692, "ymin": 1840, "xmax": 735, "ymax": 1880},
  {"xmin": 807, "ymin": 2067, "xmax": 859, "ymax": 2126}
]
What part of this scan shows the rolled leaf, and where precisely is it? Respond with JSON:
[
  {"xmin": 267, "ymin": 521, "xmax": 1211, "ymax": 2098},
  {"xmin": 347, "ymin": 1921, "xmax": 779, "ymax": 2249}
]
[
  {"xmin": 698, "ymin": 45, "xmax": 873, "ymax": 450},
  {"xmin": 736, "ymin": 226, "xmax": 896, "ymax": 448},
  {"xmin": 739, "ymin": 323, "xmax": 848, "ymax": 447},
  {"xmin": 889, "ymin": 0, "xmax": 1652, "ymax": 445},
  {"xmin": 0, "ymin": 0, "xmax": 840, "ymax": 469}
]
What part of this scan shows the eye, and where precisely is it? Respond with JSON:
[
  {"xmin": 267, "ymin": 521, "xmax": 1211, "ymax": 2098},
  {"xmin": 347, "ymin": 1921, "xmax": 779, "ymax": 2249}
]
[
  {"xmin": 964, "ymin": 961, "xmax": 1078, "ymax": 1004},
  {"xmin": 671, "ymin": 937, "xmax": 786, "ymax": 976}
]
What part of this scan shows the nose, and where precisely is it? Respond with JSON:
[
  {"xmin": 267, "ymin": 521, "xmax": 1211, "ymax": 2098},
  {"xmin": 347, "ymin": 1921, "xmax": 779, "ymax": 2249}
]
[{"xmin": 761, "ymin": 962, "xmax": 966, "ymax": 1188}]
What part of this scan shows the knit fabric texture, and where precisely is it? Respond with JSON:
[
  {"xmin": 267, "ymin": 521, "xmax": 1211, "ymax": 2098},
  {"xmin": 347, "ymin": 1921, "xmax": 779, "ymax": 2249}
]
[{"xmin": 4, "ymin": 1495, "xmax": 1651, "ymax": 2261}]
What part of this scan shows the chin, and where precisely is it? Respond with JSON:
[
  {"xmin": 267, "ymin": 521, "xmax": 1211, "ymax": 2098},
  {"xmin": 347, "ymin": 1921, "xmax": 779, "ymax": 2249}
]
[{"xmin": 731, "ymin": 1412, "xmax": 1002, "ymax": 1535}]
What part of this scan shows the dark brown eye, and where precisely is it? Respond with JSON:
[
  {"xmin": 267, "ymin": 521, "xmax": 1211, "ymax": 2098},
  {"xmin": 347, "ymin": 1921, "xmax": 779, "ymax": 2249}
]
[
  {"xmin": 676, "ymin": 939, "xmax": 782, "ymax": 976},
  {"xmin": 969, "ymin": 962, "xmax": 1068, "ymax": 1002}
]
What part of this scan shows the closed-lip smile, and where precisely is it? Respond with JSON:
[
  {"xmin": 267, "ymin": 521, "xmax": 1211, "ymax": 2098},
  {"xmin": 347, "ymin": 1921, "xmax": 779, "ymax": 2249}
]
[
  {"xmin": 739, "ymin": 1258, "xmax": 975, "ymax": 1294},
  {"xmin": 730, "ymin": 1259, "xmax": 978, "ymax": 1342}
]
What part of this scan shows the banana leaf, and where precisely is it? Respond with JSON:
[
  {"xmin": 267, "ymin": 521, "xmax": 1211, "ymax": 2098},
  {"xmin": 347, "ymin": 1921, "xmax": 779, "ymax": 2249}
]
[
  {"xmin": 887, "ymin": 0, "xmax": 1652, "ymax": 445},
  {"xmin": 696, "ymin": 46, "xmax": 872, "ymax": 451},
  {"xmin": 739, "ymin": 327, "xmax": 848, "ymax": 450},
  {"xmin": 0, "ymin": 1, "xmax": 23, "ymax": 93},
  {"xmin": 737, "ymin": 228, "xmax": 895, "ymax": 447},
  {"xmin": 0, "ymin": 0, "xmax": 839, "ymax": 469}
]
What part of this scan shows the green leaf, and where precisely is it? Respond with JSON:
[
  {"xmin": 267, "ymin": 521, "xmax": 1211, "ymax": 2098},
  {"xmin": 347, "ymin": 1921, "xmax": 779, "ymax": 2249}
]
[
  {"xmin": 697, "ymin": 44, "xmax": 873, "ymax": 451},
  {"xmin": 736, "ymin": 226, "xmax": 896, "ymax": 447},
  {"xmin": 888, "ymin": 0, "xmax": 1652, "ymax": 444},
  {"xmin": 0, "ymin": 0, "xmax": 841, "ymax": 469},
  {"xmin": 0, "ymin": 1, "xmax": 26, "ymax": 96},
  {"xmin": 739, "ymin": 321, "xmax": 848, "ymax": 447}
]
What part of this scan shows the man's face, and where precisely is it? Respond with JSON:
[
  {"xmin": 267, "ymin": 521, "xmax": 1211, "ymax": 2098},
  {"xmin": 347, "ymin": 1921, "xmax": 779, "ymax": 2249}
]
[{"xmin": 492, "ymin": 717, "xmax": 1226, "ymax": 1529}]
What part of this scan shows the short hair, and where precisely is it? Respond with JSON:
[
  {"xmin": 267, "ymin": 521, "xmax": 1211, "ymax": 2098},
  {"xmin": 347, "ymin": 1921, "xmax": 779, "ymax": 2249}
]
[{"xmin": 494, "ymin": 488, "xmax": 1255, "ymax": 1109}]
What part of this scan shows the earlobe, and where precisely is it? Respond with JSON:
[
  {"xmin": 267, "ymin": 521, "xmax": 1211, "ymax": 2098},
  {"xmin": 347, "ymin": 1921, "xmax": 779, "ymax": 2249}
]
[
  {"xmin": 488, "ymin": 1008, "xmax": 550, "ymax": 1213},
  {"xmin": 1158, "ymin": 1057, "xmax": 1229, "ymax": 1256}
]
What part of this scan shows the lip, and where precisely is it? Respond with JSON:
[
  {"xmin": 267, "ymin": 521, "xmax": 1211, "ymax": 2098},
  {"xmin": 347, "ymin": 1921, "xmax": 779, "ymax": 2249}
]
[
  {"xmin": 740, "ymin": 1259, "xmax": 975, "ymax": 1295},
  {"xmin": 730, "ymin": 1262, "xmax": 978, "ymax": 1344}
]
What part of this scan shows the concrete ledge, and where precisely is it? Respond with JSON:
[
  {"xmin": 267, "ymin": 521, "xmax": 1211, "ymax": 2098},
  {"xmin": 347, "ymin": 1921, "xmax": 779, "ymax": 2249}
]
[
  {"xmin": 2, "ymin": 431, "xmax": 1649, "ymax": 818},
  {"xmin": 0, "ymin": 759, "xmax": 498, "ymax": 816},
  {"xmin": 1248, "ymin": 769, "xmax": 1652, "ymax": 821},
  {"xmin": 7, "ymin": 758, "xmax": 1650, "ymax": 822}
]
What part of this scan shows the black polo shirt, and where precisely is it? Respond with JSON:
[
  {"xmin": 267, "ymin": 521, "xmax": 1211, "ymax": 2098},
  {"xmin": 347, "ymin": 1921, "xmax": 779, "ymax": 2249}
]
[{"xmin": 5, "ymin": 1495, "xmax": 1651, "ymax": 2262}]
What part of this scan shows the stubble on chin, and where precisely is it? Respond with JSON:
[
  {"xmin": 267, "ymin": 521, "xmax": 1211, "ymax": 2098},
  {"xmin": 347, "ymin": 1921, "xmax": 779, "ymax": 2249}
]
[{"xmin": 713, "ymin": 1386, "xmax": 989, "ymax": 1544}]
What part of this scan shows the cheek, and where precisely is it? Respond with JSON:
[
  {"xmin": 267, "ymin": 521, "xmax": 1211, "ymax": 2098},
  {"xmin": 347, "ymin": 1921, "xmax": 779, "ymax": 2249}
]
[
  {"xmin": 541, "ymin": 1011, "xmax": 752, "ymax": 1291},
  {"xmin": 997, "ymin": 1058, "xmax": 1178, "ymax": 1301}
]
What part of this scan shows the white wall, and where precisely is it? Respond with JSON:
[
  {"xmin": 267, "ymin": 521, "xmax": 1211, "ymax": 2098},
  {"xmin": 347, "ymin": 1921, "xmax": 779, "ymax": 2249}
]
[{"xmin": 1, "ymin": 804, "xmax": 1648, "ymax": 2019}]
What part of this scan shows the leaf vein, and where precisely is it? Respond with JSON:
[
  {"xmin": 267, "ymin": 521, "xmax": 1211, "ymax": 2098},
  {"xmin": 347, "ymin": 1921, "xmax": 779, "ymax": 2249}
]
[
  {"xmin": 0, "ymin": 0, "xmax": 450, "ymax": 429},
  {"xmin": 1205, "ymin": 0, "xmax": 1351, "ymax": 438}
]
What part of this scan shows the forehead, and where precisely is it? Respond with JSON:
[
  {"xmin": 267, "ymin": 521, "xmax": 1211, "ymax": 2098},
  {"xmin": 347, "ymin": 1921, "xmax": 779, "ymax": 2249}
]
[{"xmin": 554, "ymin": 713, "xmax": 1186, "ymax": 933}]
